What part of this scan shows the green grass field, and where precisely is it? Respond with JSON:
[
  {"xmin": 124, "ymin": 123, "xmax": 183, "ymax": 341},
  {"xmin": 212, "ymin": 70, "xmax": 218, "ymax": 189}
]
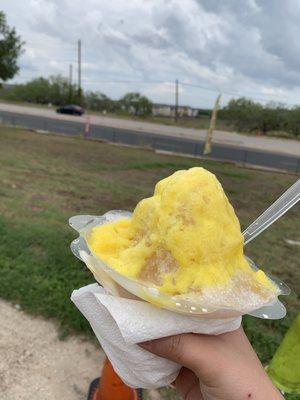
[{"xmin": 0, "ymin": 125, "xmax": 299, "ymax": 397}]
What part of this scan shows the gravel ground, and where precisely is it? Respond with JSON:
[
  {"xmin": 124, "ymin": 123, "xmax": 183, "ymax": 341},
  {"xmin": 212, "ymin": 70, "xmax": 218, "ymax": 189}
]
[{"xmin": 0, "ymin": 299, "xmax": 104, "ymax": 400}]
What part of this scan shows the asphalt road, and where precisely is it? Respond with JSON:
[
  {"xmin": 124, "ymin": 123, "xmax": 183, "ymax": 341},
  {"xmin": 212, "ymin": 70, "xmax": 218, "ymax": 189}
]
[{"xmin": 0, "ymin": 109, "xmax": 299, "ymax": 173}]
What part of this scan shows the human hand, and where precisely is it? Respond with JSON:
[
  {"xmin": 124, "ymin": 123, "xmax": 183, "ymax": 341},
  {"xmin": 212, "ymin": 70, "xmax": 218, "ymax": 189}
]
[{"xmin": 140, "ymin": 327, "xmax": 284, "ymax": 400}]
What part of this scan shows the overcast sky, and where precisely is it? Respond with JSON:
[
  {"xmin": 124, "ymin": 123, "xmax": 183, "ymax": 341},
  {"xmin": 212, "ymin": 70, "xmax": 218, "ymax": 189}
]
[{"xmin": 2, "ymin": 0, "xmax": 300, "ymax": 108}]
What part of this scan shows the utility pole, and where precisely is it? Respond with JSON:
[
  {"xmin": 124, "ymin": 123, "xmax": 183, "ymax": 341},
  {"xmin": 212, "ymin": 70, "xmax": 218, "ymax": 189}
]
[
  {"xmin": 175, "ymin": 79, "xmax": 179, "ymax": 122},
  {"xmin": 77, "ymin": 39, "xmax": 82, "ymax": 100},
  {"xmin": 203, "ymin": 94, "xmax": 221, "ymax": 155},
  {"xmin": 69, "ymin": 63, "xmax": 73, "ymax": 102},
  {"xmin": 69, "ymin": 63, "xmax": 73, "ymax": 86}
]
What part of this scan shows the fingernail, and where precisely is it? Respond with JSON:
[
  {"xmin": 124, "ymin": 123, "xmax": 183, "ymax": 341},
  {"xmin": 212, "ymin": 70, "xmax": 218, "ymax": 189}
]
[{"xmin": 139, "ymin": 340, "xmax": 152, "ymax": 349}]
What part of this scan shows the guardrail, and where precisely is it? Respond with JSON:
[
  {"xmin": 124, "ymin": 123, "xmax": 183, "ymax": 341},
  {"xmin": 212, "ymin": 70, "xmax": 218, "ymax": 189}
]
[{"xmin": 0, "ymin": 110, "xmax": 299, "ymax": 174}]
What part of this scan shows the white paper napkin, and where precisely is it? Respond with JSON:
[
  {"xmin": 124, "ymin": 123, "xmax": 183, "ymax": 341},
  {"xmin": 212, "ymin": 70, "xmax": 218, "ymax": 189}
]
[{"xmin": 71, "ymin": 283, "xmax": 241, "ymax": 389}]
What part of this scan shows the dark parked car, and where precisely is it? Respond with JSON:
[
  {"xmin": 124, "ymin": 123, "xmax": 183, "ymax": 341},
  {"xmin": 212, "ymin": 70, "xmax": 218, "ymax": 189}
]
[{"xmin": 56, "ymin": 105, "xmax": 84, "ymax": 116}]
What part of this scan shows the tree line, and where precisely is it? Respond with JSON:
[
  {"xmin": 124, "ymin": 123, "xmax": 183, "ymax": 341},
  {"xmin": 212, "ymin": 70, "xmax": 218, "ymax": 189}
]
[
  {"xmin": 2, "ymin": 76, "xmax": 300, "ymax": 137},
  {"xmin": 219, "ymin": 98, "xmax": 300, "ymax": 137},
  {"xmin": 0, "ymin": 75, "xmax": 153, "ymax": 116}
]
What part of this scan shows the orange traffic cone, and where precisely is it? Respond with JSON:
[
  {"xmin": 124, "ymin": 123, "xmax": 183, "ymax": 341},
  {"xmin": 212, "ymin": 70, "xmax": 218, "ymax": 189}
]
[{"xmin": 88, "ymin": 357, "xmax": 142, "ymax": 400}]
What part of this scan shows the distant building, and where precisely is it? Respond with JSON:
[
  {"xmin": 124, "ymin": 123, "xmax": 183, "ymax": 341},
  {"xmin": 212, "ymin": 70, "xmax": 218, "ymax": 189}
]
[
  {"xmin": 152, "ymin": 103, "xmax": 172, "ymax": 116},
  {"xmin": 152, "ymin": 103, "xmax": 199, "ymax": 117}
]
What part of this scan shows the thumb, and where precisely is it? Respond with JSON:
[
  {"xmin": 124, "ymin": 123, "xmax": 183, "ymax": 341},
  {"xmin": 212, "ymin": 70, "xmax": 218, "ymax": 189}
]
[{"xmin": 139, "ymin": 333, "xmax": 210, "ymax": 372}]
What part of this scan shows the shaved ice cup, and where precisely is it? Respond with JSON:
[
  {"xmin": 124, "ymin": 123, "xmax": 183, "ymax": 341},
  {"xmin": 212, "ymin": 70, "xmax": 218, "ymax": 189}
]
[{"xmin": 70, "ymin": 210, "xmax": 290, "ymax": 320}]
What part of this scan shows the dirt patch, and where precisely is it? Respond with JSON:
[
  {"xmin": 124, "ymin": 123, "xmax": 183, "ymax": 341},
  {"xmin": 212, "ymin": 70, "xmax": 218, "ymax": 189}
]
[{"xmin": 0, "ymin": 299, "xmax": 104, "ymax": 400}]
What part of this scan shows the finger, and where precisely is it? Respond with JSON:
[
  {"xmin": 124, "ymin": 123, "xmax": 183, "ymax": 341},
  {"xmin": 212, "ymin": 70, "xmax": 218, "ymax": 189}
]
[
  {"xmin": 139, "ymin": 333, "xmax": 212, "ymax": 371},
  {"xmin": 175, "ymin": 367, "xmax": 204, "ymax": 400}
]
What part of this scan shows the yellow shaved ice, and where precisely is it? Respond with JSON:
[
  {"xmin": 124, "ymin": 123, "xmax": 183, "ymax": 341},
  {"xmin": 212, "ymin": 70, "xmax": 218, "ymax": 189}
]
[{"xmin": 88, "ymin": 167, "xmax": 277, "ymax": 302}]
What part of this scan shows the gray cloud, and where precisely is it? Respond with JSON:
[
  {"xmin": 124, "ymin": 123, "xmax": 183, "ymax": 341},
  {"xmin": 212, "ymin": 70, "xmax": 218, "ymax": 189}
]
[{"xmin": 2, "ymin": 0, "xmax": 300, "ymax": 107}]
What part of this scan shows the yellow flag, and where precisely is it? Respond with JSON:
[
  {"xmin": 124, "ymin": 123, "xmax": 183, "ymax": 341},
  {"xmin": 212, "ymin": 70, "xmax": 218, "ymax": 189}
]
[{"xmin": 203, "ymin": 94, "xmax": 221, "ymax": 155}]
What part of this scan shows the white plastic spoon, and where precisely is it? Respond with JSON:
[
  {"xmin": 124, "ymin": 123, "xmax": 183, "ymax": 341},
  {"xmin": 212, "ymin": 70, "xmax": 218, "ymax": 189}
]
[{"xmin": 243, "ymin": 179, "xmax": 300, "ymax": 245}]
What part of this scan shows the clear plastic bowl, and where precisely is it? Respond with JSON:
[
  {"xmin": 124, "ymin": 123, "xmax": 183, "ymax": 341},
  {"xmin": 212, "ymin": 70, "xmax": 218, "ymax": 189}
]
[{"xmin": 70, "ymin": 211, "xmax": 290, "ymax": 320}]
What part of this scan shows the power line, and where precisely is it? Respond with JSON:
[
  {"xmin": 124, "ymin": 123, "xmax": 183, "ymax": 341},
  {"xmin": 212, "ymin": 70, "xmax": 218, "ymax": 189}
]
[
  {"xmin": 24, "ymin": 40, "xmax": 77, "ymax": 49},
  {"xmin": 179, "ymin": 81, "xmax": 291, "ymax": 103},
  {"xmin": 81, "ymin": 78, "xmax": 167, "ymax": 84},
  {"xmin": 24, "ymin": 40, "xmax": 281, "ymax": 65},
  {"xmin": 21, "ymin": 39, "xmax": 296, "ymax": 104},
  {"xmin": 80, "ymin": 79, "xmax": 292, "ymax": 104},
  {"xmin": 10, "ymin": 71, "xmax": 299, "ymax": 106}
]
